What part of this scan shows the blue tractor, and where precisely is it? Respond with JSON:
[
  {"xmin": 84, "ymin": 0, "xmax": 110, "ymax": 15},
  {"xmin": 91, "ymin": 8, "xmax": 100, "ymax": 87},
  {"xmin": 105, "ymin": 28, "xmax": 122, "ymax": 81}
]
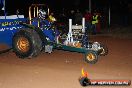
[{"xmin": 0, "ymin": 4, "xmax": 108, "ymax": 64}]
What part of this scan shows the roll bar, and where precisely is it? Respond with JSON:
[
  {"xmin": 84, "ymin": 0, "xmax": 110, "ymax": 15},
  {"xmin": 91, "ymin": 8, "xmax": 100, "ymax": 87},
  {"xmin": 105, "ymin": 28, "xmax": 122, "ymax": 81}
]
[{"xmin": 29, "ymin": 4, "xmax": 50, "ymax": 25}]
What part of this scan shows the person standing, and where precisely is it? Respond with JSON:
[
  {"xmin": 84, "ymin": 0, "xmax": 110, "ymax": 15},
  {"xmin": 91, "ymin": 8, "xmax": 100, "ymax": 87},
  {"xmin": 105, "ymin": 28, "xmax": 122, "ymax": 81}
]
[
  {"xmin": 84, "ymin": 10, "xmax": 92, "ymax": 32},
  {"xmin": 96, "ymin": 12, "xmax": 101, "ymax": 33},
  {"xmin": 92, "ymin": 12, "xmax": 99, "ymax": 34},
  {"xmin": 75, "ymin": 9, "xmax": 83, "ymax": 25},
  {"xmin": 68, "ymin": 10, "xmax": 75, "ymax": 24}
]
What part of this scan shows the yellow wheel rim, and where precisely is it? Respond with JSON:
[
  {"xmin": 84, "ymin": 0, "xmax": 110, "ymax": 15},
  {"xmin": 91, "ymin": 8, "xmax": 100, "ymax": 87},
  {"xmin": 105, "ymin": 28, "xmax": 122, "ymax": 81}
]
[
  {"xmin": 86, "ymin": 53, "xmax": 95, "ymax": 61},
  {"xmin": 17, "ymin": 37, "xmax": 30, "ymax": 53}
]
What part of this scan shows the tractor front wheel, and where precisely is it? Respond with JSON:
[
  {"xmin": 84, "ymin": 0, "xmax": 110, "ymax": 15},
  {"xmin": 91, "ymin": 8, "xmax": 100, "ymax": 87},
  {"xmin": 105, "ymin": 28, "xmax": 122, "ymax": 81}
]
[{"xmin": 12, "ymin": 28, "xmax": 42, "ymax": 58}]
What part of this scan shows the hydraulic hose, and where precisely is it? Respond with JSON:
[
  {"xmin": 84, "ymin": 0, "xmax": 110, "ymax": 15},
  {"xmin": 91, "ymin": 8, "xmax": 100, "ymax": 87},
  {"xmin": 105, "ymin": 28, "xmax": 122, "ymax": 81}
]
[{"xmin": 0, "ymin": 48, "xmax": 12, "ymax": 54}]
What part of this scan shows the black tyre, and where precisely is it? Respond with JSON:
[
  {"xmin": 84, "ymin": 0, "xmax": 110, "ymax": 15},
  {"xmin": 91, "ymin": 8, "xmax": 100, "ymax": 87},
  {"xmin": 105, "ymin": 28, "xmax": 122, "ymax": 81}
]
[
  {"xmin": 12, "ymin": 28, "xmax": 42, "ymax": 58},
  {"xmin": 84, "ymin": 50, "xmax": 98, "ymax": 64},
  {"xmin": 79, "ymin": 77, "xmax": 91, "ymax": 86},
  {"xmin": 99, "ymin": 44, "xmax": 108, "ymax": 56}
]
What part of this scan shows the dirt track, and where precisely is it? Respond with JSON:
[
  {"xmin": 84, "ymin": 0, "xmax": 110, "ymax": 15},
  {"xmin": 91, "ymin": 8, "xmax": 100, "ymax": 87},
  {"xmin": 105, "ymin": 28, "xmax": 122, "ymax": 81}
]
[{"xmin": 0, "ymin": 36, "xmax": 132, "ymax": 88}]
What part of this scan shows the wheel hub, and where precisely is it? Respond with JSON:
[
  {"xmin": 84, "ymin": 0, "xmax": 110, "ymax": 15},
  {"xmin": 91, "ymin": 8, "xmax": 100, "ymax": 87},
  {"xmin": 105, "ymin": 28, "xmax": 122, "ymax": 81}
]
[
  {"xmin": 17, "ymin": 37, "xmax": 30, "ymax": 52},
  {"xmin": 86, "ymin": 53, "xmax": 95, "ymax": 61}
]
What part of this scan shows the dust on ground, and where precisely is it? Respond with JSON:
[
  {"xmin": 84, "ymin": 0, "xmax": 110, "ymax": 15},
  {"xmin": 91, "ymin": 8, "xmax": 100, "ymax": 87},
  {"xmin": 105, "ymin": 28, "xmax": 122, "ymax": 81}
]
[{"xmin": 0, "ymin": 36, "xmax": 132, "ymax": 88}]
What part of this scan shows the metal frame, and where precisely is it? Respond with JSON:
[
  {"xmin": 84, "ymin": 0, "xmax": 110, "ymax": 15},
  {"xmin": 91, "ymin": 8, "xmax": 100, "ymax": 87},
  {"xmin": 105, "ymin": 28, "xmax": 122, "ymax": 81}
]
[{"xmin": 29, "ymin": 4, "xmax": 50, "ymax": 26}]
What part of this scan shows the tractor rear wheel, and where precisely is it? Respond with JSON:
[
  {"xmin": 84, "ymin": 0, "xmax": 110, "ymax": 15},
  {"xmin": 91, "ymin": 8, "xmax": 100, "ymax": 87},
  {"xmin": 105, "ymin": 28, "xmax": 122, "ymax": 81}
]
[
  {"xmin": 84, "ymin": 51, "xmax": 98, "ymax": 64},
  {"xmin": 12, "ymin": 28, "xmax": 42, "ymax": 58}
]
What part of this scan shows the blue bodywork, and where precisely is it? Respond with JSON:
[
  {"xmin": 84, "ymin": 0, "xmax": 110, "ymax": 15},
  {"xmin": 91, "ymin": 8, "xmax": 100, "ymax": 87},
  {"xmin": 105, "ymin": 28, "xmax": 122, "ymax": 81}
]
[
  {"xmin": 37, "ymin": 19, "xmax": 59, "ymax": 42},
  {"xmin": 0, "ymin": 17, "xmax": 59, "ymax": 48},
  {"xmin": 0, "ymin": 18, "xmax": 27, "ymax": 47}
]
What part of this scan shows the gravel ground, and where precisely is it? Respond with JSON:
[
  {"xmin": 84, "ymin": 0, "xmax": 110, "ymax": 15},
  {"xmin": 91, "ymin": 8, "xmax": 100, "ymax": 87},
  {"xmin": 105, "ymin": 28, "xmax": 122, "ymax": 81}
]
[{"xmin": 0, "ymin": 36, "xmax": 132, "ymax": 88}]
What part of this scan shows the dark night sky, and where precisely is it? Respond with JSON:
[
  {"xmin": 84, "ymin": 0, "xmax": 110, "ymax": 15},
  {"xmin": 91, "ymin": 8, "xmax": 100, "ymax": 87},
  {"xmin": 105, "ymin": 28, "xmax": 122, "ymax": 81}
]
[
  {"xmin": 0, "ymin": 0, "xmax": 131, "ymax": 25},
  {"xmin": 1, "ymin": 0, "xmax": 131, "ymax": 16},
  {"xmin": 5, "ymin": 0, "xmax": 131, "ymax": 9}
]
